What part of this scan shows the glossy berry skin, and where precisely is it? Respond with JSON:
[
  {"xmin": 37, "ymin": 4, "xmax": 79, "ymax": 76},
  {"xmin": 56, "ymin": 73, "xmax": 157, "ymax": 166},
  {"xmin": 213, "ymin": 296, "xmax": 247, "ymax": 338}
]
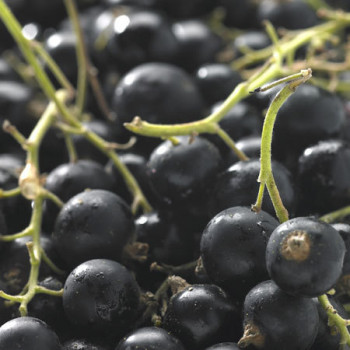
[
  {"xmin": 44, "ymin": 160, "xmax": 116, "ymax": 199},
  {"xmin": 297, "ymin": 139, "xmax": 350, "ymax": 215},
  {"xmin": 135, "ymin": 210, "xmax": 196, "ymax": 291},
  {"xmin": 266, "ymin": 217, "xmax": 345, "ymax": 297},
  {"xmin": 194, "ymin": 63, "xmax": 242, "ymax": 106},
  {"xmin": 63, "ymin": 259, "xmax": 140, "ymax": 334},
  {"xmin": 217, "ymin": 0, "xmax": 258, "ymax": 29},
  {"xmin": 0, "ymin": 316, "xmax": 61, "ymax": 350},
  {"xmin": 28, "ymin": 277, "xmax": 65, "ymax": 331},
  {"xmin": 44, "ymin": 30, "xmax": 77, "ymax": 86},
  {"xmin": 53, "ymin": 190, "xmax": 134, "ymax": 270},
  {"xmin": 147, "ymin": 136, "xmax": 221, "ymax": 207},
  {"xmin": 257, "ymin": 0, "xmax": 318, "ymax": 30},
  {"xmin": 0, "ymin": 154, "xmax": 31, "ymax": 232},
  {"xmin": 163, "ymin": 284, "xmax": 242, "ymax": 350},
  {"xmin": 172, "ymin": 19, "xmax": 223, "ymax": 72},
  {"xmin": 233, "ymin": 31, "xmax": 271, "ymax": 57},
  {"xmin": 112, "ymin": 62, "xmax": 204, "ymax": 128},
  {"xmin": 204, "ymin": 343, "xmax": 240, "ymax": 350},
  {"xmin": 115, "ymin": 327, "xmax": 186, "ymax": 350},
  {"xmin": 43, "ymin": 159, "xmax": 116, "ymax": 232},
  {"xmin": 208, "ymin": 159, "xmax": 295, "ymax": 218},
  {"xmin": 0, "ymin": 81, "xmax": 34, "ymax": 151},
  {"xmin": 153, "ymin": 0, "xmax": 214, "ymax": 18},
  {"xmin": 272, "ymin": 85, "xmax": 346, "ymax": 168},
  {"xmin": 200, "ymin": 206, "xmax": 279, "ymax": 299},
  {"xmin": 239, "ymin": 280, "xmax": 319, "ymax": 350},
  {"xmin": 106, "ymin": 10, "xmax": 179, "ymax": 71},
  {"xmin": 135, "ymin": 211, "xmax": 194, "ymax": 266},
  {"xmin": 106, "ymin": 153, "xmax": 155, "ymax": 206}
]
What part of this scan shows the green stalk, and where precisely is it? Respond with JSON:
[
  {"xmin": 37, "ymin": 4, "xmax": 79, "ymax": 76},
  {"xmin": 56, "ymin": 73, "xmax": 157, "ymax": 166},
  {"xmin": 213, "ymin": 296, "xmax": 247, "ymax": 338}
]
[
  {"xmin": 64, "ymin": 0, "xmax": 87, "ymax": 116},
  {"xmin": 253, "ymin": 69, "xmax": 312, "ymax": 223}
]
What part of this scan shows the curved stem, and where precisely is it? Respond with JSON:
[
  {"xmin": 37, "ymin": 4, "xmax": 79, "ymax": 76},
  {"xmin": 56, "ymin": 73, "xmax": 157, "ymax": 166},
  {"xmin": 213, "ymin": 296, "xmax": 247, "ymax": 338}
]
[
  {"xmin": 64, "ymin": 0, "xmax": 87, "ymax": 116},
  {"xmin": 69, "ymin": 125, "xmax": 153, "ymax": 213},
  {"xmin": 214, "ymin": 124, "xmax": 249, "ymax": 161},
  {"xmin": 319, "ymin": 205, "xmax": 350, "ymax": 223},
  {"xmin": 318, "ymin": 294, "xmax": 350, "ymax": 345},
  {"xmin": 0, "ymin": 187, "xmax": 21, "ymax": 199},
  {"xmin": 35, "ymin": 286, "xmax": 64, "ymax": 297},
  {"xmin": 0, "ymin": 227, "xmax": 32, "ymax": 242},
  {"xmin": 31, "ymin": 41, "xmax": 75, "ymax": 96},
  {"xmin": 40, "ymin": 248, "xmax": 65, "ymax": 275},
  {"xmin": 254, "ymin": 69, "xmax": 312, "ymax": 223},
  {"xmin": 41, "ymin": 189, "xmax": 64, "ymax": 208}
]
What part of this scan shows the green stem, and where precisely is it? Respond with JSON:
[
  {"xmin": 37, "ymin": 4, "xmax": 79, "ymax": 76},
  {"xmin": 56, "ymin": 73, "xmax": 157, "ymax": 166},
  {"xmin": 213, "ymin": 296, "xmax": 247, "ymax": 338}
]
[
  {"xmin": 252, "ymin": 183, "xmax": 265, "ymax": 213},
  {"xmin": 318, "ymin": 294, "xmax": 350, "ymax": 345},
  {"xmin": 31, "ymin": 41, "xmax": 75, "ymax": 96},
  {"xmin": 0, "ymin": 187, "xmax": 21, "ymax": 199},
  {"xmin": 266, "ymin": 173, "xmax": 289, "ymax": 223},
  {"xmin": 0, "ymin": 227, "xmax": 32, "ymax": 242},
  {"xmin": 2, "ymin": 120, "xmax": 28, "ymax": 148},
  {"xmin": 26, "ymin": 90, "xmax": 68, "ymax": 168},
  {"xmin": 319, "ymin": 205, "xmax": 350, "ymax": 223},
  {"xmin": 41, "ymin": 189, "xmax": 64, "ymax": 208},
  {"xmin": 62, "ymin": 130, "xmax": 78, "ymax": 163},
  {"xmin": 35, "ymin": 286, "xmax": 64, "ymax": 297},
  {"xmin": 255, "ymin": 69, "xmax": 312, "ymax": 223},
  {"xmin": 19, "ymin": 241, "xmax": 41, "ymax": 316},
  {"xmin": 214, "ymin": 124, "xmax": 249, "ymax": 161},
  {"xmin": 85, "ymin": 129, "xmax": 153, "ymax": 213},
  {"xmin": 40, "ymin": 248, "xmax": 65, "ymax": 275},
  {"xmin": 304, "ymin": 0, "xmax": 331, "ymax": 11},
  {"xmin": 64, "ymin": 0, "xmax": 87, "ymax": 115},
  {"xmin": 0, "ymin": 0, "xmax": 75, "ymax": 125},
  {"xmin": 0, "ymin": 290, "xmax": 23, "ymax": 303},
  {"xmin": 124, "ymin": 66, "xmax": 277, "ymax": 138},
  {"xmin": 233, "ymin": 16, "xmax": 348, "ymax": 70}
]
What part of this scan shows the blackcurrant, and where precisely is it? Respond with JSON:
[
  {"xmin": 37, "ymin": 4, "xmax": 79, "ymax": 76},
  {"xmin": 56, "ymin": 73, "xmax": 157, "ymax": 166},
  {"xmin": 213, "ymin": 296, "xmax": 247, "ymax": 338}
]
[
  {"xmin": 239, "ymin": 280, "xmax": 319, "ymax": 350},
  {"xmin": 200, "ymin": 206, "xmax": 279, "ymax": 299},
  {"xmin": 266, "ymin": 217, "xmax": 345, "ymax": 297}
]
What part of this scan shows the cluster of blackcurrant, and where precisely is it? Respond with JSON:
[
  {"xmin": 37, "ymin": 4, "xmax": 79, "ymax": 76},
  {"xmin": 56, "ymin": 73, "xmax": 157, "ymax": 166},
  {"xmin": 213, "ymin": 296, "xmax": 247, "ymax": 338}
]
[{"xmin": 0, "ymin": 0, "xmax": 350, "ymax": 349}]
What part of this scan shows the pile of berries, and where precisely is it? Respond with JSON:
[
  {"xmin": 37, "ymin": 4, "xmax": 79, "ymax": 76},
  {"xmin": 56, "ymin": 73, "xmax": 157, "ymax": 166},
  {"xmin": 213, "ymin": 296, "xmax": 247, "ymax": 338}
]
[{"xmin": 0, "ymin": 0, "xmax": 350, "ymax": 349}]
